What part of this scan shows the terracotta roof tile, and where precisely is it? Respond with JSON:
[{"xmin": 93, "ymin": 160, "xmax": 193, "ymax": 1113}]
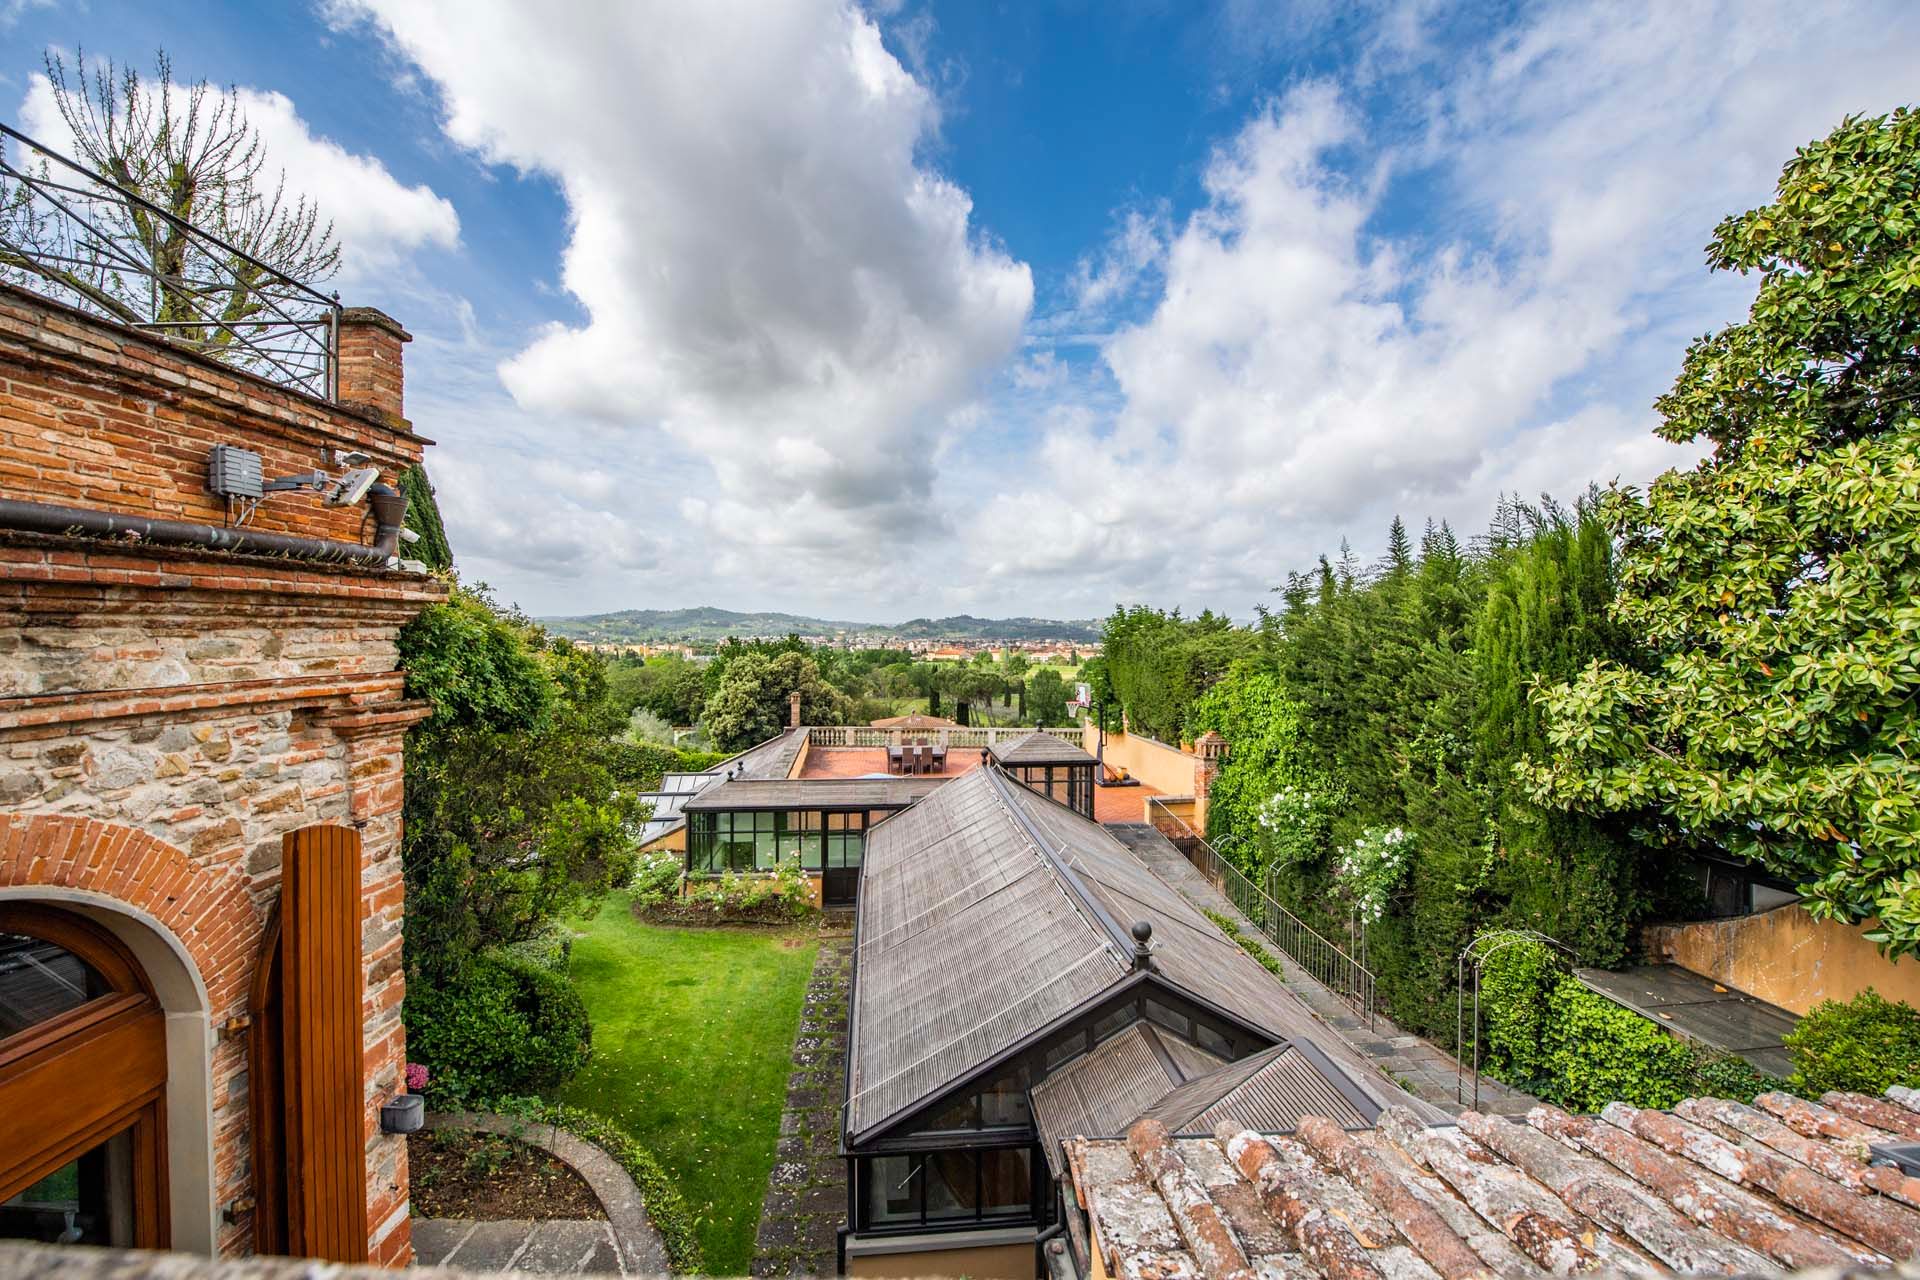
[{"xmin": 1064, "ymin": 1089, "xmax": 1920, "ymax": 1280}]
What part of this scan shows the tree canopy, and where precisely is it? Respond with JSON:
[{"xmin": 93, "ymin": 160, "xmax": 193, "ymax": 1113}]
[{"xmin": 1524, "ymin": 108, "xmax": 1920, "ymax": 954}]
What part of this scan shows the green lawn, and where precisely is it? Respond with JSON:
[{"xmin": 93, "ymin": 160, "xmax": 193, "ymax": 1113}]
[{"xmin": 555, "ymin": 895, "xmax": 819, "ymax": 1274}]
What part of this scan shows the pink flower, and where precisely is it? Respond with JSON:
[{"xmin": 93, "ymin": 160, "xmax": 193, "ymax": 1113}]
[{"xmin": 405, "ymin": 1062, "xmax": 429, "ymax": 1092}]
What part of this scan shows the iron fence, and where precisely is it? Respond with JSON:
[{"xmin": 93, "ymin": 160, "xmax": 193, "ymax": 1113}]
[
  {"xmin": 0, "ymin": 121, "xmax": 341, "ymax": 400},
  {"xmin": 1148, "ymin": 798, "xmax": 1376, "ymax": 1028}
]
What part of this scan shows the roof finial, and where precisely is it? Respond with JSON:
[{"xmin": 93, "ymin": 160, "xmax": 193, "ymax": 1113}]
[{"xmin": 1131, "ymin": 919, "xmax": 1154, "ymax": 970}]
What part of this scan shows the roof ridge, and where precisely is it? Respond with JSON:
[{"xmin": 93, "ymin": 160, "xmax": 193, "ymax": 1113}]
[{"xmin": 984, "ymin": 763, "xmax": 1137, "ymax": 964}]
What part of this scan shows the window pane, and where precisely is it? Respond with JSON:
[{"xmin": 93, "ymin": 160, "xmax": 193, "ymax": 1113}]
[
  {"xmin": 0, "ymin": 1126, "xmax": 134, "ymax": 1246},
  {"xmin": 0, "ymin": 933, "xmax": 111, "ymax": 1038},
  {"xmin": 925, "ymin": 1151, "xmax": 978, "ymax": 1221},
  {"xmin": 980, "ymin": 1148, "xmax": 1031, "ymax": 1218},
  {"xmin": 867, "ymin": 1155, "xmax": 919, "ymax": 1227},
  {"xmin": 1044, "ymin": 1031, "xmax": 1087, "ymax": 1071},
  {"xmin": 1145, "ymin": 998, "xmax": 1190, "ymax": 1039},
  {"xmin": 1195, "ymin": 1022, "xmax": 1233, "ymax": 1058},
  {"xmin": 923, "ymin": 1092, "xmax": 979, "ymax": 1132},
  {"xmin": 1091, "ymin": 1003, "xmax": 1134, "ymax": 1045},
  {"xmin": 981, "ymin": 1068, "xmax": 1032, "ymax": 1127}
]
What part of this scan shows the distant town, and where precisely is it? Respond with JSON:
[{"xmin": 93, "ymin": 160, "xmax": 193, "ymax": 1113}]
[{"xmin": 538, "ymin": 605, "xmax": 1104, "ymax": 653}]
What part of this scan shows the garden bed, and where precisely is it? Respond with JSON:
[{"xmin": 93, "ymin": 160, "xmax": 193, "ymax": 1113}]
[
  {"xmin": 633, "ymin": 896, "xmax": 813, "ymax": 927},
  {"xmin": 407, "ymin": 1129, "xmax": 605, "ymax": 1220}
]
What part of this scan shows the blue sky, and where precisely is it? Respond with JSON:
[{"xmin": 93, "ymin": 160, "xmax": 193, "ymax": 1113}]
[{"xmin": 5, "ymin": 0, "xmax": 1917, "ymax": 621}]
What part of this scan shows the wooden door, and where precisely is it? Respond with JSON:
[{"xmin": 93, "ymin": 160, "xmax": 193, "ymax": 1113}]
[
  {"xmin": 0, "ymin": 905, "xmax": 169, "ymax": 1250},
  {"xmin": 277, "ymin": 824, "xmax": 369, "ymax": 1262}
]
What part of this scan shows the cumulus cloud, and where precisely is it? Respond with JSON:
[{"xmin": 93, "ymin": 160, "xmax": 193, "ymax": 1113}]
[
  {"xmin": 334, "ymin": 0, "xmax": 1031, "ymax": 576},
  {"xmin": 959, "ymin": 0, "xmax": 1920, "ymax": 615},
  {"xmin": 15, "ymin": 72, "xmax": 458, "ymax": 287}
]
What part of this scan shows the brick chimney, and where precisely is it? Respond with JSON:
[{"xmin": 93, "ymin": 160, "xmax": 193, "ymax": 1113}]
[
  {"xmin": 1192, "ymin": 730, "xmax": 1228, "ymax": 837},
  {"xmin": 789, "ymin": 690, "xmax": 803, "ymax": 729},
  {"xmin": 336, "ymin": 307, "xmax": 411, "ymax": 427}
]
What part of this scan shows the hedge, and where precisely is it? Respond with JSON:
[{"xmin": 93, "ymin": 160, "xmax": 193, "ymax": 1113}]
[
  {"xmin": 1786, "ymin": 989, "xmax": 1920, "ymax": 1097},
  {"xmin": 406, "ymin": 950, "xmax": 592, "ymax": 1108},
  {"xmin": 1479, "ymin": 938, "xmax": 1789, "ymax": 1109}
]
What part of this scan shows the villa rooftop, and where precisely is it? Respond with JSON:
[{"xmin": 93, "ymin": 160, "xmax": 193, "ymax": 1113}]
[{"xmin": 1064, "ymin": 1091, "xmax": 1920, "ymax": 1280}]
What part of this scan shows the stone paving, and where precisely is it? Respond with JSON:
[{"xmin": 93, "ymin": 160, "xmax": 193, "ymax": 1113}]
[
  {"xmin": 751, "ymin": 914, "xmax": 854, "ymax": 1278},
  {"xmin": 1106, "ymin": 824, "xmax": 1537, "ymax": 1118},
  {"xmin": 413, "ymin": 1219, "xmax": 622, "ymax": 1275}
]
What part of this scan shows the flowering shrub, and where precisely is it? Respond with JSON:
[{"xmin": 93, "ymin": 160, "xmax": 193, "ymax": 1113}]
[
  {"xmin": 1335, "ymin": 825, "xmax": 1412, "ymax": 923},
  {"xmin": 635, "ymin": 861, "xmax": 816, "ymax": 925},
  {"xmin": 405, "ymin": 1062, "xmax": 430, "ymax": 1093},
  {"xmin": 630, "ymin": 848, "xmax": 683, "ymax": 902},
  {"xmin": 1252, "ymin": 783, "xmax": 1341, "ymax": 876}
]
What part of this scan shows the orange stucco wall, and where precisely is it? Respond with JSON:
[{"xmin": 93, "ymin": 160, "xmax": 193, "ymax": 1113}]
[
  {"xmin": 1644, "ymin": 904, "xmax": 1920, "ymax": 1015},
  {"xmin": 1083, "ymin": 726, "xmax": 1200, "ymax": 797}
]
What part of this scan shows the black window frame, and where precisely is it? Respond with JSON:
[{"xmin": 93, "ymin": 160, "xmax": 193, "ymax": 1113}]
[{"xmin": 855, "ymin": 1142, "xmax": 1043, "ymax": 1233}]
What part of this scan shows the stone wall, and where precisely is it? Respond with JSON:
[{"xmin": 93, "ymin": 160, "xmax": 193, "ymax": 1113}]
[{"xmin": 0, "ymin": 284, "xmax": 445, "ymax": 1264}]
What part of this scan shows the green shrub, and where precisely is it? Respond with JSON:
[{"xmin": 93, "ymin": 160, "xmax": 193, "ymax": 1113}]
[
  {"xmin": 1541, "ymin": 977, "xmax": 1695, "ymax": 1111},
  {"xmin": 498, "ymin": 923, "xmax": 573, "ymax": 973},
  {"xmin": 1786, "ymin": 989, "xmax": 1920, "ymax": 1097},
  {"xmin": 1478, "ymin": 939, "xmax": 1559, "ymax": 1088},
  {"xmin": 631, "ymin": 848, "xmax": 684, "ymax": 903},
  {"xmin": 406, "ymin": 951, "xmax": 592, "ymax": 1107},
  {"xmin": 1689, "ymin": 1052, "xmax": 1783, "ymax": 1104}
]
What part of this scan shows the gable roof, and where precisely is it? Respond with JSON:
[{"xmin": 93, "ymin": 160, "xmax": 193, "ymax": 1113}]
[
  {"xmin": 1066, "ymin": 1089, "xmax": 1920, "ymax": 1280},
  {"xmin": 847, "ymin": 765, "xmax": 1390, "ymax": 1142},
  {"xmin": 989, "ymin": 730, "xmax": 1096, "ymax": 766}
]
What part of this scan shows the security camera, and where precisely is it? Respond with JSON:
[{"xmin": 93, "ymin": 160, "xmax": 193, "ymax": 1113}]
[
  {"xmin": 327, "ymin": 466, "xmax": 381, "ymax": 506},
  {"xmin": 398, "ymin": 526, "xmax": 421, "ymax": 545}
]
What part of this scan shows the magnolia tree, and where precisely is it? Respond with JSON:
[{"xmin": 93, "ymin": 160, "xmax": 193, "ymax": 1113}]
[{"xmin": 1524, "ymin": 108, "xmax": 1920, "ymax": 953}]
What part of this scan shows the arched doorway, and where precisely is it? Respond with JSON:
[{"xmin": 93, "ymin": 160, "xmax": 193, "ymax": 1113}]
[{"xmin": 0, "ymin": 903, "xmax": 170, "ymax": 1249}]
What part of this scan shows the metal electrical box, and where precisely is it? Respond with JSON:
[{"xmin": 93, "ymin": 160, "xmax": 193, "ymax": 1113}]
[{"xmin": 207, "ymin": 444, "xmax": 265, "ymax": 500}]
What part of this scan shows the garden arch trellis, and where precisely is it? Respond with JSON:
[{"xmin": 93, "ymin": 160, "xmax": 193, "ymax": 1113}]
[{"xmin": 1455, "ymin": 927, "xmax": 1573, "ymax": 1110}]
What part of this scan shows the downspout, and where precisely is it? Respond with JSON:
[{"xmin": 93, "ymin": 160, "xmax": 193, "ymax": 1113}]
[{"xmin": 0, "ymin": 487, "xmax": 407, "ymax": 566}]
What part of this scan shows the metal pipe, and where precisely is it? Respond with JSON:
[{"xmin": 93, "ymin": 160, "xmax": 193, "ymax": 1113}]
[{"xmin": 0, "ymin": 496, "xmax": 401, "ymax": 566}]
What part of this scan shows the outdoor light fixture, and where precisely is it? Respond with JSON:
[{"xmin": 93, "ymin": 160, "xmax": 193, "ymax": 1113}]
[{"xmin": 206, "ymin": 444, "xmax": 386, "ymax": 526}]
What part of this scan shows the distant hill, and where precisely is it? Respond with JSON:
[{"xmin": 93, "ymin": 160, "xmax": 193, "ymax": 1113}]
[{"xmin": 539, "ymin": 606, "xmax": 1102, "ymax": 645}]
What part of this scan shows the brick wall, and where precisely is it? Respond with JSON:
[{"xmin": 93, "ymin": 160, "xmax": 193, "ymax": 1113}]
[
  {"xmin": 0, "ymin": 283, "xmax": 427, "ymax": 542},
  {"xmin": 0, "ymin": 285, "xmax": 447, "ymax": 1264}
]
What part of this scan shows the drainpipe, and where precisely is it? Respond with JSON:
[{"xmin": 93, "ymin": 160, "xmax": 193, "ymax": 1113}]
[{"xmin": 0, "ymin": 488, "xmax": 408, "ymax": 566}]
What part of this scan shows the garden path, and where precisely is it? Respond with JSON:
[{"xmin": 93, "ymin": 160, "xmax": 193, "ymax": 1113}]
[
  {"xmin": 411, "ymin": 1111, "xmax": 670, "ymax": 1276},
  {"xmin": 1105, "ymin": 823, "xmax": 1538, "ymax": 1118},
  {"xmin": 751, "ymin": 913, "xmax": 854, "ymax": 1278}
]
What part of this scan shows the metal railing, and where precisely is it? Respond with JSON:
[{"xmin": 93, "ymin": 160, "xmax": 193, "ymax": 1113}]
[
  {"xmin": 0, "ymin": 121, "xmax": 341, "ymax": 400},
  {"xmin": 1148, "ymin": 797, "xmax": 1376, "ymax": 1028},
  {"xmin": 805, "ymin": 725, "xmax": 1082, "ymax": 750}
]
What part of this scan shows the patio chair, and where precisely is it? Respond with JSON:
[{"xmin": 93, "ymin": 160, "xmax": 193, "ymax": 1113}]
[
  {"xmin": 887, "ymin": 744, "xmax": 905, "ymax": 775},
  {"xmin": 929, "ymin": 744, "xmax": 948, "ymax": 773},
  {"xmin": 909, "ymin": 744, "xmax": 927, "ymax": 774}
]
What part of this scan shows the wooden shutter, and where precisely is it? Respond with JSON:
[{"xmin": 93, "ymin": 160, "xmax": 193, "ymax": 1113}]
[{"xmin": 279, "ymin": 824, "xmax": 369, "ymax": 1262}]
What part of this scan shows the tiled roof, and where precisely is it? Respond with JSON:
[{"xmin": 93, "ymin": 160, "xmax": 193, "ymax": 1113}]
[
  {"xmin": 1032, "ymin": 1024, "xmax": 1377, "ymax": 1182},
  {"xmin": 1063, "ymin": 1089, "xmax": 1920, "ymax": 1280}
]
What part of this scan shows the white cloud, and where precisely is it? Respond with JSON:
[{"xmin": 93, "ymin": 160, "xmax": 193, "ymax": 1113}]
[
  {"xmin": 334, "ymin": 0, "xmax": 1031, "ymax": 581},
  {"xmin": 15, "ymin": 72, "xmax": 458, "ymax": 287},
  {"xmin": 958, "ymin": 0, "xmax": 1920, "ymax": 616}
]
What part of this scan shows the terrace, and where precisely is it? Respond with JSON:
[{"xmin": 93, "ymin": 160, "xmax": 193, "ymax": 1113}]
[{"xmin": 796, "ymin": 727, "xmax": 1161, "ymax": 825}]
